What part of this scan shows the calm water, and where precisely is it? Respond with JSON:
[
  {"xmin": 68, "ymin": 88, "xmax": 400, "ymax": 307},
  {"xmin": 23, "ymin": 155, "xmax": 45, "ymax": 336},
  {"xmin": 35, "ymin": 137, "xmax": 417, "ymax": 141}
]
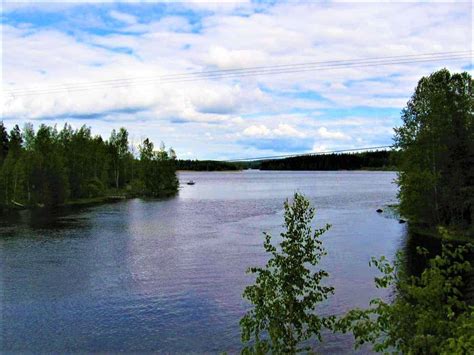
[{"xmin": 1, "ymin": 171, "xmax": 405, "ymax": 353}]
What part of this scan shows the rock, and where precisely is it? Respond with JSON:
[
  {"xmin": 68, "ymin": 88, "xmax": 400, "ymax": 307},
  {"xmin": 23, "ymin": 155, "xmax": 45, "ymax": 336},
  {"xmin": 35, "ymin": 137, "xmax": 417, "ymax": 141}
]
[{"xmin": 376, "ymin": 209, "xmax": 383, "ymax": 213}]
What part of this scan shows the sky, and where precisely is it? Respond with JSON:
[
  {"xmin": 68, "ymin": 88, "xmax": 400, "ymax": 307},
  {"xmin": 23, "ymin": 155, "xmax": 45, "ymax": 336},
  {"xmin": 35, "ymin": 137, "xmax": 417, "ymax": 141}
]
[{"xmin": 1, "ymin": 0, "xmax": 472, "ymax": 160}]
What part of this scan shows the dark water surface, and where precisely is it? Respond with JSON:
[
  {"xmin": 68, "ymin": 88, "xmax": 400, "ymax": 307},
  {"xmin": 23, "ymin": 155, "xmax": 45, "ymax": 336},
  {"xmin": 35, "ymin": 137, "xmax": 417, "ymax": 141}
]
[{"xmin": 1, "ymin": 171, "xmax": 405, "ymax": 353}]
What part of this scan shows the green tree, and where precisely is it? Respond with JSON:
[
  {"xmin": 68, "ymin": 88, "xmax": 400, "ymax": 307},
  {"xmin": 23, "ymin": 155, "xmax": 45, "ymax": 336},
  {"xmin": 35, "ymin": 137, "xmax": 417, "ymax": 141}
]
[
  {"xmin": 22, "ymin": 122, "xmax": 35, "ymax": 150},
  {"xmin": 137, "ymin": 139, "xmax": 178, "ymax": 196},
  {"xmin": 0, "ymin": 125, "xmax": 24, "ymax": 206},
  {"xmin": 109, "ymin": 127, "xmax": 129, "ymax": 189},
  {"xmin": 30, "ymin": 125, "xmax": 69, "ymax": 206},
  {"xmin": 394, "ymin": 69, "xmax": 473, "ymax": 230},
  {"xmin": 0, "ymin": 121, "xmax": 9, "ymax": 166},
  {"xmin": 138, "ymin": 138, "xmax": 156, "ymax": 195},
  {"xmin": 9, "ymin": 125, "xmax": 23, "ymax": 153},
  {"xmin": 240, "ymin": 193, "xmax": 334, "ymax": 354},
  {"xmin": 0, "ymin": 122, "xmax": 178, "ymax": 211},
  {"xmin": 337, "ymin": 243, "xmax": 474, "ymax": 354},
  {"xmin": 156, "ymin": 142, "xmax": 178, "ymax": 194}
]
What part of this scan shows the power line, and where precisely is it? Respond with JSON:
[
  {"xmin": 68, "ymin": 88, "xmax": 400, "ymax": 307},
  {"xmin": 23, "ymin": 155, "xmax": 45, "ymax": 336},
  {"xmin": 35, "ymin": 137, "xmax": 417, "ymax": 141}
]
[
  {"xmin": 8, "ymin": 49, "xmax": 469, "ymax": 92},
  {"xmin": 4, "ymin": 51, "xmax": 472, "ymax": 97},
  {"xmin": 225, "ymin": 145, "xmax": 394, "ymax": 162},
  {"xmin": 5, "ymin": 50, "xmax": 469, "ymax": 94},
  {"xmin": 6, "ymin": 52, "xmax": 470, "ymax": 96}
]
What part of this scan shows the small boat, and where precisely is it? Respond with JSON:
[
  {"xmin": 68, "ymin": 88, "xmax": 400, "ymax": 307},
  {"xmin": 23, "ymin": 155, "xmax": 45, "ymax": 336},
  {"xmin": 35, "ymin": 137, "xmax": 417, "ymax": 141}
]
[{"xmin": 186, "ymin": 180, "xmax": 195, "ymax": 185}]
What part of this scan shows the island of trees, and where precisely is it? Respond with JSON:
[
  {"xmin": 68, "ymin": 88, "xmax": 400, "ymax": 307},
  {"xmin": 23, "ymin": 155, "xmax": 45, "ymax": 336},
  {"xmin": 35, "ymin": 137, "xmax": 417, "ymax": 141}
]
[{"xmin": 0, "ymin": 124, "xmax": 178, "ymax": 211}]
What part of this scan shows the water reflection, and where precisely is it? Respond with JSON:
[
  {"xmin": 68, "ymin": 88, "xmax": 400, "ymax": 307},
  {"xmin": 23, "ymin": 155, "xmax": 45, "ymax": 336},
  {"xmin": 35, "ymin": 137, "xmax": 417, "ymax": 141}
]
[{"xmin": 1, "ymin": 171, "xmax": 404, "ymax": 353}]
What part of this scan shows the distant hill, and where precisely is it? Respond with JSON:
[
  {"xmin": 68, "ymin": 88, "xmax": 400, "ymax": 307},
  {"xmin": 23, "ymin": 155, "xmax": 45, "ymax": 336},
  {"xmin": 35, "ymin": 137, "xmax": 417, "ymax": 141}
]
[
  {"xmin": 177, "ymin": 151, "xmax": 398, "ymax": 171},
  {"xmin": 176, "ymin": 159, "xmax": 243, "ymax": 171},
  {"xmin": 258, "ymin": 150, "xmax": 397, "ymax": 171}
]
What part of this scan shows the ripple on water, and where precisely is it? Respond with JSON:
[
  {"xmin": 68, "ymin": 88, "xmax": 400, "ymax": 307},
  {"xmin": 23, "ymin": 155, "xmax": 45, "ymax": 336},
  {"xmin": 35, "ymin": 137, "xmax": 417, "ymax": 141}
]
[{"xmin": 1, "ymin": 171, "xmax": 402, "ymax": 353}]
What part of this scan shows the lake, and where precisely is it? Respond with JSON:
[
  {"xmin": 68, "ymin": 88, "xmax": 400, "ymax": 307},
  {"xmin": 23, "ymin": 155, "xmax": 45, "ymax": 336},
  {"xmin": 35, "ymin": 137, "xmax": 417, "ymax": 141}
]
[{"xmin": 0, "ymin": 171, "xmax": 405, "ymax": 353}]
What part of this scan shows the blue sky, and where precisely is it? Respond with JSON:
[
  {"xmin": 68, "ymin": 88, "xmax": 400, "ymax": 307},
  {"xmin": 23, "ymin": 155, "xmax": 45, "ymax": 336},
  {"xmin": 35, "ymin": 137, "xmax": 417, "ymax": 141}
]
[{"xmin": 1, "ymin": 0, "xmax": 472, "ymax": 160}]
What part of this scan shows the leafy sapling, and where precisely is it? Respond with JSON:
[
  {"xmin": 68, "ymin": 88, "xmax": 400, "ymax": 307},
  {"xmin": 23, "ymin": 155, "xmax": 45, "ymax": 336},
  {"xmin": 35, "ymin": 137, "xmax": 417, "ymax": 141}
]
[{"xmin": 240, "ymin": 193, "xmax": 335, "ymax": 354}]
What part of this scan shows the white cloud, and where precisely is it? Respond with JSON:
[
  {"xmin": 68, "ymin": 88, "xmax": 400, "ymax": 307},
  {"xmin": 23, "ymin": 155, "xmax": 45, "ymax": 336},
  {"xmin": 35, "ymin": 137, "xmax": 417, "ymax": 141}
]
[
  {"xmin": 312, "ymin": 144, "xmax": 328, "ymax": 153},
  {"xmin": 317, "ymin": 127, "xmax": 351, "ymax": 140},
  {"xmin": 242, "ymin": 123, "xmax": 306, "ymax": 138},
  {"xmin": 109, "ymin": 10, "xmax": 137, "ymax": 25},
  {"xmin": 273, "ymin": 124, "xmax": 306, "ymax": 138},
  {"xmin": 1, "ymin": 1, "xmax": 471, "ymax": 158},
  {"xmin": 243, "ymin": 124, "xmax": 271, "ymax": 137},
  {"xmin": 207, "ymin": 46, "xmax": 268, "ymax": 69}
]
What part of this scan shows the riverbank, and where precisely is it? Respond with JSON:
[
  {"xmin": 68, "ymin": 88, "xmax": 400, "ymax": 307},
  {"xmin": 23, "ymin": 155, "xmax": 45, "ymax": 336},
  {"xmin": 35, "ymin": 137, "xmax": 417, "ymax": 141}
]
[
  {"xmin": 404, "ymin": 222, "xmax": 474, "ymax": 308},
  {"xmin": 177, "ymin": 169, "xmax": 243, "ymax": 173},
  {"xmin": 0, "ymin": 189, "xmax": 179, "ymax": 214},
  {"xmin": 384, "ymin": 201, "xmax": 473, "ymax": 244},
  {"xmin": 407, "ymin": 224, "xmax": 473, "ymax": 243}
]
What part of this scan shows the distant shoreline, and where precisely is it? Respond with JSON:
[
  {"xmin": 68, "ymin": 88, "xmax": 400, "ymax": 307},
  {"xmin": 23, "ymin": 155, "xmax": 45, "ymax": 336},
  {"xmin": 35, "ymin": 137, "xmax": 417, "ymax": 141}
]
[{"xmin": 177, "ymin": 168, "xmax": 398, "ymax": 172}]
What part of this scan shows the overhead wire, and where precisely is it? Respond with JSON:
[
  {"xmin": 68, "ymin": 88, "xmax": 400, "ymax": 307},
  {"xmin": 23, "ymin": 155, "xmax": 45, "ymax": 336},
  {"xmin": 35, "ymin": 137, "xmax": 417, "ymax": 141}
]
[
  {"xmin": 6, "ymin": 52, "xmax": 471, "ymax": 96},
  {"xmin": 4, "ymin": 51, "xmax": 472, "ymax": 97},
  {"xmin": 5, "ymin": 50, "xmax": 470, "ymax": 93},
  {"xmin": 225, "ymin": 145, "xmax": 394, "ymax": 162},
  {"xmin": 4, "ymin": 52, "xmax": 466, "ymax": 161}
]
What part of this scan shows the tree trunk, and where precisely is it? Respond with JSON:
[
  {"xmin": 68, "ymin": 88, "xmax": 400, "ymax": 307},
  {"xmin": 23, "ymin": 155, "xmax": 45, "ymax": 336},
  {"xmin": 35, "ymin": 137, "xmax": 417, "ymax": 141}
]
[{"xmin": 115, "ymin": 165, "xmax": 119, "ymax": 189}]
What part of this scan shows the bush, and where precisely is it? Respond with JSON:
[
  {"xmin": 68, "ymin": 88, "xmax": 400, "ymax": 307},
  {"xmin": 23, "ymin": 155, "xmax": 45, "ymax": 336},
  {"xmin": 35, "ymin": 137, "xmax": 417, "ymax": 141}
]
[
  {"xmin": 240, "ymin": 193, "xmax": 334, "ymax": 354},
  {"xmin": 337, "ymin": 243, "xmax": 474, "ymax": 354}
]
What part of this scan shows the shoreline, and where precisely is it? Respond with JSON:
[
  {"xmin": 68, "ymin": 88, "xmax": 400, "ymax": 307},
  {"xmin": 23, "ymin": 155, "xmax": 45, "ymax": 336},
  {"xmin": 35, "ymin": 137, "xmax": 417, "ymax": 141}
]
[
  {"xmin": 386, "ymin": 202, "xmax": 472, "ymax": 243},
  {"xmin": 0, "ymin": 190, "xmax": 178, "ymax": 214},
  {"xmin": 178, "ymin": 168, "xmax": 398, "ymax": 172},
  {"xmin": 409, "ymin": 224, "xmax": 473, "ymax": 243}
]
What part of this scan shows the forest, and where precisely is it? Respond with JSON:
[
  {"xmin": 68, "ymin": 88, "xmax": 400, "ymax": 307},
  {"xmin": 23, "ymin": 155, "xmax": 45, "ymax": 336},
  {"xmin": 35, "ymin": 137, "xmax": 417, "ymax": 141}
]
[
  {"xmin": 259, "ymin": 150, "xmax": 396, "ymax": 171},
  {"xmin": 176, "ymin": 159, "xmax": 242, "ymax": 171},
  {"xmin": 0, "ymin": 123, "xmax": 178, "ymax": 211},
  {"xmin": 395, "ymin": 69, "xmax": 473, "ymax": 236},
  {"xmin": 177, "ymin": 151, "xmax": 395, "ymax": 171}
]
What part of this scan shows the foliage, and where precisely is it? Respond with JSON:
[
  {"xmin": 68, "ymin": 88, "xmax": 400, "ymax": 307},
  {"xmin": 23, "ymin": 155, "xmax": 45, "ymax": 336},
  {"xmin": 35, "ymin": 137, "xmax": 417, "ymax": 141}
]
[
  {"xmin": 394, "ymin": 69, "xmax": 474, "ymax": 229},
  {"xmin": 176, "ymin": 159, "xmax": 242, "ymax": 171},
  {"xmin": 0, "ymin": 122, "xmax": 178, "ymax": 210},
  {"xmin": 138, "ymin": 139, "xmax": 178, "ymax": 196},
  {"xmin": 337, "ymin": 243, "xmax": 474, "ymax": 354},
  {"xmin": 0, "ymin": 122, "xmax": 9, "ymax": 165},
  {"xmin": 240, "ymin": 193, "xmax": 334, "ymax": 354},
  {"xmin": 259, "ymin": 150, "xmax": 394, "ymax": 171},
  {"xmin": 109, "ymin": 127, "xmax": 130, "ymax": 189}
]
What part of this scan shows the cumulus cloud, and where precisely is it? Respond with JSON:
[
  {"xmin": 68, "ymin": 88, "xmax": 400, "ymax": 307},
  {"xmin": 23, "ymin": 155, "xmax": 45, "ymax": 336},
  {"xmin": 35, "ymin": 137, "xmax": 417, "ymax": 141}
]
[
  {"xmin": 243, "ymin": 124, "xmax": 271, "ymax": 137},
  {"xmin": 207, "ymin": 46, "xmax": 267, "ymax": 69},
  {"xmin": 317, "ymin": 127, "xmax": 350, "ymax": 140},
  {"xmin": 243, "ymin": 123, "xmax": 306, "ymax": 138},
  {"xmin": 1, "ymin": 1, "xmax": 471, "ymax": 158},
  {"xmin": 274, "ymin": 124, "xmax": 306, "ymax": 138}
]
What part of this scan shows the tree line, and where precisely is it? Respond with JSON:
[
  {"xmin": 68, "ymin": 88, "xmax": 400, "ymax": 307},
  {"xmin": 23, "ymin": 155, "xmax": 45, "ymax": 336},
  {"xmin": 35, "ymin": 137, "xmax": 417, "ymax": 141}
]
[
  {"xmin": 259, "ymin": 150, "xmax": 396, "ymax": 171},
  {"xmin": 395, "ymin": 69, "xmax": 473, "ymax": 234},
  {"xmin": 176, "ymin": 159, "xmax": 242, "ymax": 171},
  {"xmin": 0, "ymin": 123, "xmax": 178, "ymax": 210},
  {"xmin": 176, "ymin": 151, "xmax": 396, "ymax": 172}
]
